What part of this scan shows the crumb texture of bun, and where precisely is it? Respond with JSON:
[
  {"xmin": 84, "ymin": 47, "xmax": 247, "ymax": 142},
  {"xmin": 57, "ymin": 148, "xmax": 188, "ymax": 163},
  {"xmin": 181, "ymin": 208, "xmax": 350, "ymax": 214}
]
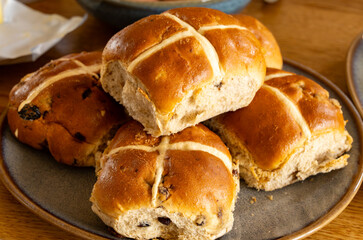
[
  {"xmin": 101, "ymin": 7, "xmax": 266, "ymax": 136},
  {"xmin": 91, "ymin": 121, "xmax": 239, "ymax": 239},
  {"xmin": 207, "ymin": 69, "xmax": 352, "ymax": 191},
  {"xmin": 233, "ymin": 14, "xmax": 283, "ymax": 69},
  {"xmin": 7, "ymin": 52, "xmax": 128, "ymax": 167}
]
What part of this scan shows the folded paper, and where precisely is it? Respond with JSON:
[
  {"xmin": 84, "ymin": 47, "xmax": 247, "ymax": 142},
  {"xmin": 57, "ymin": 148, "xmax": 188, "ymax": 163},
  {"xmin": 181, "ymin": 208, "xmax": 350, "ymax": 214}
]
[{"xmin": 0, "ymin": 0, "xmax": 86, "ymax": 65}]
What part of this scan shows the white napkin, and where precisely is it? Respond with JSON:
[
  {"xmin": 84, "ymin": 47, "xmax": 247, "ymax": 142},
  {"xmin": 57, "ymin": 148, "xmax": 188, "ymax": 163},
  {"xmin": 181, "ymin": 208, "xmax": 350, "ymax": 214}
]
[{"xmin": 0, "ymin": 0, "xmax": 86, "ymax": 65}]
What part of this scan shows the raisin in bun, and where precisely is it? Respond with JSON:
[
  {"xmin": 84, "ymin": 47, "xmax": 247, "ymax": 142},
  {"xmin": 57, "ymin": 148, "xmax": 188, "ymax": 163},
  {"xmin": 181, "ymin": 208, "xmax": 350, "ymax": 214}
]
[
  {"xmin": 100, "ymin": 7, "xmax": 266, "ymax": 137},
  {"xmin": 233, "ymin": 14, "xmax": 283, "ymax": 69},
  {"xmin": 7, "ymin": 52, "xmax": 128, "ymax": 167},
  {"xmin": 91, "ymin": 121, "xmax": 239, "ymax": 240},
  {"xmin": 207, "ymin": 68, "xmax": 352, "ymax": 191}
]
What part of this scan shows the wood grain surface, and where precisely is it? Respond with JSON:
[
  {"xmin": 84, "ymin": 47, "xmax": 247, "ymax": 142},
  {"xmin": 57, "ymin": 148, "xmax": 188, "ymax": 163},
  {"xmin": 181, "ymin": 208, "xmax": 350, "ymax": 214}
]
[{"xmin": 0, "ymin": 0, "xmax": 362, "ymax": 239}]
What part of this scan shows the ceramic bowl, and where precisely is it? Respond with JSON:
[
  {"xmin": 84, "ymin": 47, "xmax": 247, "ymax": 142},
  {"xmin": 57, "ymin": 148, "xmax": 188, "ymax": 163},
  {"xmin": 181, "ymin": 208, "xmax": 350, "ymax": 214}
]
[{"xmin": 76, "ymin": 0, "xmax": 251, "ymax": 29}]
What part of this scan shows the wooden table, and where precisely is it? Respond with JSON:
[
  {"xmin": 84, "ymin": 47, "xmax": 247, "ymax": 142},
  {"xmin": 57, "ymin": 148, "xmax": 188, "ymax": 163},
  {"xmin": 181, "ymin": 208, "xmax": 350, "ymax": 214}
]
[{"xmin": 0, "ymin": 0, "xmax": 362, "ymax": 239}]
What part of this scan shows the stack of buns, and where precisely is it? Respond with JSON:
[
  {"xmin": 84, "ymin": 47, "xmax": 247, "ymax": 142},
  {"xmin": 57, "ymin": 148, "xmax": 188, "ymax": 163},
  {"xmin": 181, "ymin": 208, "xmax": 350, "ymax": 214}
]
[{"xmin": 7, "ymin": 7, "xmax": 352, "ymax": 240}]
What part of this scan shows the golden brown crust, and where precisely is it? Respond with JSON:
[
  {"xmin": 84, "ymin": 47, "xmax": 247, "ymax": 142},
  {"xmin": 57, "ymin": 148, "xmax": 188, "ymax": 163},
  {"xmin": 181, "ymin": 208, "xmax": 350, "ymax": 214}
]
[
  {"xmin": 131, "ymin": 36, "xmax": 214, "ymax": 114},
  {"xmin": 215, "ymin": 86, "xmax": 304, "ymax": 170},
  {"xmin": 7, "ymin": 52, "xmax": 127, "ymax": 166},
  {"xmin": 92, "ymin": 149, "xmax": 157, "ymax": 216},
  {"xmin": 46, "ymin": 123, "xmax": 95, "ymax": 165},
  {"xmin": 202, "ymin": 27, "xmax": 265, "ymax": 77},
  {"xmin": 161, "ymin": 150, "xmax": 235, "ymax": 220},
  {"xmin": 265, "ymin": 71, "xmax": 345, "ymax": 133},
  {"xmin": 233, "ymin": 14, "xmax": 283, "ymax": 69}
]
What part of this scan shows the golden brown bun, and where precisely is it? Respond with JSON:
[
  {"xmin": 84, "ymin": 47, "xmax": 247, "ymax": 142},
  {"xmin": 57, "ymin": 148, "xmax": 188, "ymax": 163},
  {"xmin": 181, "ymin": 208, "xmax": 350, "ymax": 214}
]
[
  {"xmin": 101, "ymin": 7, "xmax": 266, "ymax": 136},
  {"xmin": 7, "ymin": 52, "xmax": 128, "ymax": 166},
  {"xmin": 207, "ymin": 69, "xmax": 352, "ymax": 191},
  {"xmin": 233, "ymin": 14, "xmax": 283, "ymax": 69},
  {"xmin": 91, "ymin": 120, "xmax": 238, "ymax": 239}
]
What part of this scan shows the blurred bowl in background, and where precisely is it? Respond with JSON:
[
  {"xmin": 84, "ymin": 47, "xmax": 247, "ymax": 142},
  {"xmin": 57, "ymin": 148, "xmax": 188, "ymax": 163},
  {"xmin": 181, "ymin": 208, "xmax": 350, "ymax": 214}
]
[{"xmin": 76, "ymin": 0, "xmax": 251, "ymax": 29}]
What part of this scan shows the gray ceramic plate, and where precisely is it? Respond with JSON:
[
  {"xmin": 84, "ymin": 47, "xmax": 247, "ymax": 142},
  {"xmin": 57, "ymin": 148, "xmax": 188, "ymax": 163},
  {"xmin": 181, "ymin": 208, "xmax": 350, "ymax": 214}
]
[
  {"xmin": 1, "ymin": 59, "xmax": 363, "ymax": 240},
  {"xmin": 347, "ymin": 31, "xmax": 363, "ymax": 119}
]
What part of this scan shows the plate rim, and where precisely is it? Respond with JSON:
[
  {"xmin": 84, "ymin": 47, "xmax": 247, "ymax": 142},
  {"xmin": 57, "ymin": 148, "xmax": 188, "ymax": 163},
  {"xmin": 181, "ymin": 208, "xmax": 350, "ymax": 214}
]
[
  {"xmin": 279, "ymin": 58, "xmax": 363, "ymax": 239},
  {"xmin": 0, "ymin": 111, "xmax": 117, "ymax": 240},
  {"xmin": 0, "ymin": 58, "xmax": 362, "ymax": 240},
  {"xmin": 346, "ymin": 30, "xmax": 363, "ymax": 119}
]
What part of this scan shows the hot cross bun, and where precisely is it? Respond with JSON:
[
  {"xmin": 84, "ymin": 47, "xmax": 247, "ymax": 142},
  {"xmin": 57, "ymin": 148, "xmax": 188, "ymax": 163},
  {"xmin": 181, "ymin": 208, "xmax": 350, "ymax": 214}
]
[
  {"xmin": 207, "ymin": 68, "xmax": 352, "ymax": 191},
  {"xmin": 8, "ymin": 52, "xmax": 128, "ymax": 166},
  {"xmin": 91, "ymin": 121, "xmax": 239, "ymax": 239},
  {"xmin": 100, "ymin": 7, "xmax": 266, "ymax": 137}
]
